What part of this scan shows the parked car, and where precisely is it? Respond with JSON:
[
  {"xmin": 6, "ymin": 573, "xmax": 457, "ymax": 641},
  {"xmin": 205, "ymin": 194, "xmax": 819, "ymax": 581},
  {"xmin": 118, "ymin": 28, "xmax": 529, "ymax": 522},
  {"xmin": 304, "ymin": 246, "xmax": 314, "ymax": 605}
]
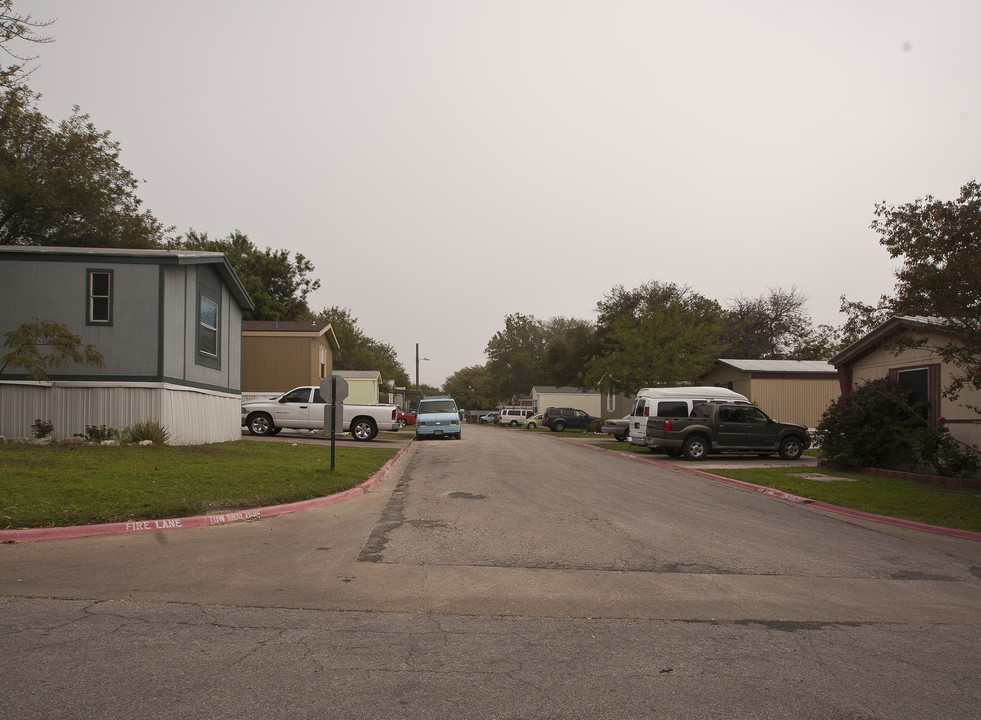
[
  {"xmin": 542, "ymin": 407, "xmax": 598, "ymax": 432},
  {"xmin": 499, "ymin": 407, "xmax": 535, "ymax": 426},
  {"xmin": 523, "ymin": 413, "xmax": 545, "ymax": 429},
  {"xmin": 600, "ymin": 415, "xmax": 630, "ymax": 441},
  {"xmin": 396, "ymin": 407, "xmax": 416, "ymax": 429},
  {"xmin": 646, "ymin": 401, "xmax": 810, "ymax": 460},
  {"xmin": 415, "ymin": 395, "xmax": 462, "ymax": 440},
  {"xmin": 481, "ymin": 412, "xmax": 500, "ymax": 425},
  {"xmin": 241, "ymin": 387, "xmax": 399, "ymax": 441},
  {"xmin": 625, "ymin": 386, "xmax": 750, "ymax": 447}
]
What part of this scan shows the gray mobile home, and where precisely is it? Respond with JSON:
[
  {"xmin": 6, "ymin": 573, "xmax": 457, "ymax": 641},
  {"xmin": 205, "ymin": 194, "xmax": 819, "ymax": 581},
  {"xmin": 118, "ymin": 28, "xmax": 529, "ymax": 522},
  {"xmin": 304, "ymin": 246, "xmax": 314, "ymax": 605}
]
[{"xmin": 0, "ymin": 246, "xmax": 254, "ymax": 444}]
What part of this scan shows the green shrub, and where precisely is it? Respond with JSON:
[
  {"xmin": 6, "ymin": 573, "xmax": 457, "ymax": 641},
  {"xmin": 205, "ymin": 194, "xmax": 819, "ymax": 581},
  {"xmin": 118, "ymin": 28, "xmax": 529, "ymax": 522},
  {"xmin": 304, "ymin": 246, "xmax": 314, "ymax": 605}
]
[
  {"xmin": 817, "ymin": 377, "xmax": 979, "ymax": 477},
  {"xmin": 75, "ymin": 424, "xmax": 121, "ymax": 443},
  {"xmin": 127, "ymin": 419, "xmax": 170, "ymax": 445}
]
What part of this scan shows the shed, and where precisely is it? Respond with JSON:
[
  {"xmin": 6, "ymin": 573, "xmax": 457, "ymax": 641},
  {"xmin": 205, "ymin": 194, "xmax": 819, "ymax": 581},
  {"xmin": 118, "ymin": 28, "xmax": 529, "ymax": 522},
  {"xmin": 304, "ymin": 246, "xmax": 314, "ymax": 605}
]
[
  {"xmin": 700, "ymin": 359, "xmax": 840, "ymax": 427},
  {"xmin": 333, "ymin": 370, "xmax": 382, "ymax": 405}
]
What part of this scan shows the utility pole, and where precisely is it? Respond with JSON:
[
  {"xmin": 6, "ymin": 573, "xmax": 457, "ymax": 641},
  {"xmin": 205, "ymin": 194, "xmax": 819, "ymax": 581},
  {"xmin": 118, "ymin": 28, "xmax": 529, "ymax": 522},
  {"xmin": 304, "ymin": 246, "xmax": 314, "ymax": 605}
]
[{"xmin": 415, "ymin": 343, "xmax": 429, "ymax": 400}]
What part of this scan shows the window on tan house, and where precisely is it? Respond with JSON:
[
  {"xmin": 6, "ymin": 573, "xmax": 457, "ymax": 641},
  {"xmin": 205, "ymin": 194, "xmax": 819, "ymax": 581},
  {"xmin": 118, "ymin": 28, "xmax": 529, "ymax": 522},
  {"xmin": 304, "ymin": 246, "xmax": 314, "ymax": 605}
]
[{"xmin": 893, "ymin": 365, "xmax": 939, "ymax": 424}]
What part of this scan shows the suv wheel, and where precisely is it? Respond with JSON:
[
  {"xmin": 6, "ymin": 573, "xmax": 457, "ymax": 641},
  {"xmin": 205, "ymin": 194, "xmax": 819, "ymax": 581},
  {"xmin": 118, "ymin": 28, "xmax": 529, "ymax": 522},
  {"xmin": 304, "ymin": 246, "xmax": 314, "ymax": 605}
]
[
  {"xmin": 682, "ymin": 435, "xmax": 709, "ymax": 460},
  {"xmin": 552, "ymin": 420, "xmax": 566, "ymax": 432},
  {"xmin": 779, "ymin": 436, "xmax": 804, "ymax": 460}
]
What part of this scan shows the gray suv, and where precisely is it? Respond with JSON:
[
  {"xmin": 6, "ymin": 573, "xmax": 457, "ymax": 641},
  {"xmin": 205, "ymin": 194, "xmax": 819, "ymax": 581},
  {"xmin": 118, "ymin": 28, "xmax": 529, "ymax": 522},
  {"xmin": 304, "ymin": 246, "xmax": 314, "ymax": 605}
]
[{"xmin": 542, "ymin": 407, "xmax": 598, "ymax": 432}]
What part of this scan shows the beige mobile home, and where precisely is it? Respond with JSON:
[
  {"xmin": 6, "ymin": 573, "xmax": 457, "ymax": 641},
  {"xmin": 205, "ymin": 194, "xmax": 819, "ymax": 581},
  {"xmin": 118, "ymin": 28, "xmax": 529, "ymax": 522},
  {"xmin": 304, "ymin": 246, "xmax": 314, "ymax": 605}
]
[
  {"xmin": 830, "ymin": 317, "xmax": 981, "ymax": 451},
  {"xmin": 242, "ymin": 321, "xmax": 339, "ymax": 394}
]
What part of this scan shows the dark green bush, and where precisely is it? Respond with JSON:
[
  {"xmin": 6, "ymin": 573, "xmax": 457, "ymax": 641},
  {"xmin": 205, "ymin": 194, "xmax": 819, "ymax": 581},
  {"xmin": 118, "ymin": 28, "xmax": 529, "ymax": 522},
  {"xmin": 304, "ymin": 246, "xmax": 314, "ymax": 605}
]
[
  {"xmin": 817, "ymin": 377, "xmax": 979, "ymax": 477},
  {"xmin": 75, "ymin": 424, "xmax": 121, "ymax": 443}
]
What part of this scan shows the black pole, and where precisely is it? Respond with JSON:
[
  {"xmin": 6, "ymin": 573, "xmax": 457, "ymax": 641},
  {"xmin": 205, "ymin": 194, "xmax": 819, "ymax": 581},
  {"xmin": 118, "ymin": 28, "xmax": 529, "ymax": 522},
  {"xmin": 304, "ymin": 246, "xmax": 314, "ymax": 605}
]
[{"xmin": 330, "ymin": 375, "xmax": 337, "ymax": 471}]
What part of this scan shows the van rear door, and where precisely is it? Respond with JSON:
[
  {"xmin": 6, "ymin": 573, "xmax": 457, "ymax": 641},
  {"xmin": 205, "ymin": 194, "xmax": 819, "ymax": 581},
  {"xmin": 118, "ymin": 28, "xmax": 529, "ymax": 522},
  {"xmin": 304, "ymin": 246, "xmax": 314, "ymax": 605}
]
[{"xmin": 627, "ymin": 397, "xmax": 648, "ymax": 445}]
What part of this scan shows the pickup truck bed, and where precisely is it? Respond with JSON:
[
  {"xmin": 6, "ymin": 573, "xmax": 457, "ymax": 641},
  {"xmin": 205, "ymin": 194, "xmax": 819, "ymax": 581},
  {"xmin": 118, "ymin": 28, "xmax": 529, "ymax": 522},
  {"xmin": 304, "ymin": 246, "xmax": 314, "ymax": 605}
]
[{"xmin": 646, "ymin": 402, "xmax": 810, "ymax": 460}]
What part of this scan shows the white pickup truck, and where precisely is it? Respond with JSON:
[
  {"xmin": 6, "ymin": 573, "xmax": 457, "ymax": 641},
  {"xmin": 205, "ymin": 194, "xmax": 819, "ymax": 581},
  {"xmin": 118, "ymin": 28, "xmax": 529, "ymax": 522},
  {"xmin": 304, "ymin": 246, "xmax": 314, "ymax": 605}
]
[{"xmin": 241, "ymin": 386, "xmax": 400, "ymax": 441}]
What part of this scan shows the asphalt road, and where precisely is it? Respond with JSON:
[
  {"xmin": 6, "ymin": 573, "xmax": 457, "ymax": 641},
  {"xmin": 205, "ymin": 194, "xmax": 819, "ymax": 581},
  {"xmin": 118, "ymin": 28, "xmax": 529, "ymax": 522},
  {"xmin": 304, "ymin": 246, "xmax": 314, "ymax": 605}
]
[{"xmin": 2, "ymin": 425, "xmax": 980, "ymax": 719}]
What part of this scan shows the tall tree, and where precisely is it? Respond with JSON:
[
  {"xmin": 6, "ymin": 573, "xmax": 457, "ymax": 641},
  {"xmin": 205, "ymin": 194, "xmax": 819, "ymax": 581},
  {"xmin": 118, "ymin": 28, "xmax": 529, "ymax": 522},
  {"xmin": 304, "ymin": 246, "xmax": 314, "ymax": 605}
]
[
  {"xmin": 1, "ymin": 0, "xmax": 54, "ymax": 89},
  {"xmin": 722, "ymin": 286, "xmax": 813, "ymax": 359},
  {"xmin": 870, "ymin": 180, "xmax": 981, "ymax": 398},
  {"xmin": 484, "ymin": 313, "xmax": 549, "ymax": 400},
  {"xmin": 315, "ymin": 306, "xmax": 411, "ymax": 388},
  {"xmin": 180, "ymin": 230, "xmax": 319, "ymax": 322},
  {"xmin": 0, "ymin": 86, "xmax": 169, "ymax": 248},
  {"xmin": 585, "ymin": 281, "xmax": 724, "ymax": 394},
  {"xmin": 442, "ymin": 364, "xmax": 497, "ymax": 411},
  {"xmin": 542, "ymin": 316, "xmax": 598, "ymax": 388},
  {"xmin": 834, "ymin": 294, "xmax": 894, "ymax": 349}
]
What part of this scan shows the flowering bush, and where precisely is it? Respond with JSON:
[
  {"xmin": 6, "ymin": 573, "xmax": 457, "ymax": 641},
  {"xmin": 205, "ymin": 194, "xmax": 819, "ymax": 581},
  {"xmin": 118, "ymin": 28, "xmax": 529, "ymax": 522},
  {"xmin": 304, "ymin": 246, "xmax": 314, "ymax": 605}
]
[
  {"xmin": 31, "ymin": 418, "xmax": 54, "ymax": 439},
  {"xmin": 817, "ymin": 377, "xmax": 979, "ymax": 477}
]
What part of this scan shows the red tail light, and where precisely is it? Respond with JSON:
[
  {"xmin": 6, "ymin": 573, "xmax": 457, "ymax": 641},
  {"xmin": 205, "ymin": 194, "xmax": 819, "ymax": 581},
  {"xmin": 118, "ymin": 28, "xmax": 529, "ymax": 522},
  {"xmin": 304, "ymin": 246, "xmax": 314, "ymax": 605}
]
[
  {"xmin": 664, "ymin": 419, "xmax": 672, "ymax": 431},
  {"xmin": 391, "ymin": 408, "xmax": 397, "ymax": 420}
]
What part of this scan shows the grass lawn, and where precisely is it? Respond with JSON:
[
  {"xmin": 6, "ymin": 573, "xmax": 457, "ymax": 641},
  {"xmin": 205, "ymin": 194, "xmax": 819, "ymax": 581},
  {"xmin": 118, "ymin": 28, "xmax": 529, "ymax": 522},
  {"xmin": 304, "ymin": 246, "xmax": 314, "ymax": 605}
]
[
  {"xmin": 709, "ymin": 466, "xmax": 981, "ymax": 532},
  {"xmin": 0, "ymin": 440, "xmax": 398, "ymax": 529},
  {"xmin": 584, "ymin": 439, "xmax": 981, "ymax": 532}
]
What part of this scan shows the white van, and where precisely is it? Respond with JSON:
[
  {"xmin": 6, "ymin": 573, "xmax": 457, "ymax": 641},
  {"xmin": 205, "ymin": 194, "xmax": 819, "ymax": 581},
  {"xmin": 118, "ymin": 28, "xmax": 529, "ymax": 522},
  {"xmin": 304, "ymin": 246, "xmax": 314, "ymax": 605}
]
[
  {"xmin": 626, "ymin": 386, "xmax": 750, "ymax": 447},
  {"xmin": 498, "ymin": 407, "xmax": 535, "ymax": 426}
]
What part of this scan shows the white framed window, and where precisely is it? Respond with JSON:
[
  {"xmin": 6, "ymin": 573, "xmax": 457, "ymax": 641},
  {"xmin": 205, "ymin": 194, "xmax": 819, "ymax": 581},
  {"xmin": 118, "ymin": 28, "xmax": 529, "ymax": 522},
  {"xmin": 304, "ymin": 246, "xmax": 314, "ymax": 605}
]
[
  {"xmin": 199, "ymin": 295, "xmax": 218, "ymax": 357},
  {"xmin": 87, "ymin": 269, "xmax": 113, "ymax": 325}
]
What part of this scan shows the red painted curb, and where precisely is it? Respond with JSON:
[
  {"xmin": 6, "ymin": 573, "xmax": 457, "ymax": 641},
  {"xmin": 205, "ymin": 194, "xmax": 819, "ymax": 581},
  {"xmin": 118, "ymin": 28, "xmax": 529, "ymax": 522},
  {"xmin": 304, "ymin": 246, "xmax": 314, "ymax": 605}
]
[
  {"xmin": 0, "ymin": 446, "xmax": 407, "ymax": 544},
  {"xmin": 564, "ymin": 438, "xmax": 981, "ymax": 543}
]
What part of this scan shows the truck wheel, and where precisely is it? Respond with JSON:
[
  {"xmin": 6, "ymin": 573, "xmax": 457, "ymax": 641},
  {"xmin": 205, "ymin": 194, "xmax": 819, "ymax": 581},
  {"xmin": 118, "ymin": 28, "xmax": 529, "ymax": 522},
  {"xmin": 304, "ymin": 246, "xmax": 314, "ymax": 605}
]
[
  {"xmin": 779, "ymin": 436, "xmax": 804, "ymax": 460},
  {"xmin": 682, "ymin": 435, "xmax": 709, "ymax": 461},
  {"xmin": 351, "ymin": 418, "xmax": 378, "ymax": 441},
  {"xmin": 614, "ymin": 433, "xmax": 627, "ymax": 442},
  {"xmin": 552, "ymin": 421, "xmax": 566, "ymax": 432},
  {"xmin": 247, "ymin": 413, "xmax": 274, "ymax": 436}
]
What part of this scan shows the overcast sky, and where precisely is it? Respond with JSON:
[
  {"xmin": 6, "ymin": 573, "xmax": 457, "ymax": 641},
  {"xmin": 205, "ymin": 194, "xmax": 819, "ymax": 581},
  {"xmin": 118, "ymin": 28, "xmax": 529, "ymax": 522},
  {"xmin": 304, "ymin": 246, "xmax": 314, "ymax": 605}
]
[{"xmin": 22, "ymin": 1, "xmax": 981, "ymax": 386}]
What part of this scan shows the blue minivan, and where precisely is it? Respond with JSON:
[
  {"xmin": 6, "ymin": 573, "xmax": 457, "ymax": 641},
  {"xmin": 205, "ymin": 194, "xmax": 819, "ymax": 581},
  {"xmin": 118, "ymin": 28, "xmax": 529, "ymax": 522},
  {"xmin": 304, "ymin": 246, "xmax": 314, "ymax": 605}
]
[{"xmin": 415, "ymin": 396, "xmax": 462, "ymax": 440}]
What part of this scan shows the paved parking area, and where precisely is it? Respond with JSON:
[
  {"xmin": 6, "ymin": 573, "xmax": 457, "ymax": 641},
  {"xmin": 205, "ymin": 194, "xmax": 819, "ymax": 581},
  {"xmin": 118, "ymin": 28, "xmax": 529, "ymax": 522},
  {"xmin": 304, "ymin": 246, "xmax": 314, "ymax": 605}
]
[{"xmin": 566, "ymin": 435, "xmax": 821, "ymax": 470}]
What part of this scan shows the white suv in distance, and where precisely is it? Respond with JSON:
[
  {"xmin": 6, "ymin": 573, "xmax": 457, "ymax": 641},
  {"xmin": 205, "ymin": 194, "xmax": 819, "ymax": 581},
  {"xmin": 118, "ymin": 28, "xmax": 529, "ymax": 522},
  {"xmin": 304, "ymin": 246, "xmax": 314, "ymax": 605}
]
[{"xmin": 498, "ymin": 408, "xmax": 534, "ymax": 426}]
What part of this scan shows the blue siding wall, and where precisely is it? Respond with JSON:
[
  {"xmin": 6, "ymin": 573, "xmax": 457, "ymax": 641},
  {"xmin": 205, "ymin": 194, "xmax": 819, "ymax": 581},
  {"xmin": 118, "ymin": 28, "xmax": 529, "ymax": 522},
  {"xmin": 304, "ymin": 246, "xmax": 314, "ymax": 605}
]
[{"xmin": 0, "ymin": 258, "xmax": 160, "ymax": 378}]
